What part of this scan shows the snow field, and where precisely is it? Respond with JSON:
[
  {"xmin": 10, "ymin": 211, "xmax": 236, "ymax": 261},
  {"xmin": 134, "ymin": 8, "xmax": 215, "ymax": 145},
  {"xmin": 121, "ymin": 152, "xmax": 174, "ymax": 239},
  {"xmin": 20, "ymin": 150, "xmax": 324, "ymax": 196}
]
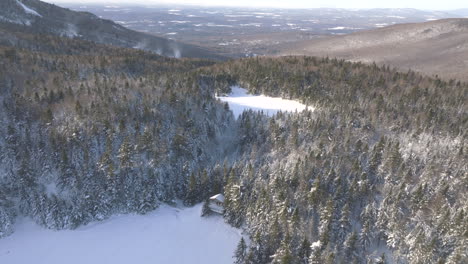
[
  {"xmin": 217, "ymin": 86, "xmax": 309, "ymax": 118},
  {"xmin": 0, "ymin": 203, "xmax": 242, "ymax": 264}
]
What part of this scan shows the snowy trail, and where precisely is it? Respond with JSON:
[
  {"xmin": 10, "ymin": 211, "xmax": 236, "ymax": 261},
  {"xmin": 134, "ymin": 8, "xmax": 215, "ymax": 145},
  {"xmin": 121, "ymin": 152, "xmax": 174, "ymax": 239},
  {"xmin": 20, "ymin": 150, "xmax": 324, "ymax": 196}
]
[
  {"xmin": 0, "ymin": 204, "xmax": 241, "ymax": 264},
  {"xmin": 217, "ymin": 86, "xmax": 309, "ymax": 118}
]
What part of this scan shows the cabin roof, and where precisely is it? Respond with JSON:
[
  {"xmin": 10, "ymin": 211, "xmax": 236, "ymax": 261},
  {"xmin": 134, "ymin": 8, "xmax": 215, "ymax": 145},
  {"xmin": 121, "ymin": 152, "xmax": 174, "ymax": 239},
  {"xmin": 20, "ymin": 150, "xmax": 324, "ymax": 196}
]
[{"xmin": 210, "ymin": 194, "xmax": 225, "ymax": 203}]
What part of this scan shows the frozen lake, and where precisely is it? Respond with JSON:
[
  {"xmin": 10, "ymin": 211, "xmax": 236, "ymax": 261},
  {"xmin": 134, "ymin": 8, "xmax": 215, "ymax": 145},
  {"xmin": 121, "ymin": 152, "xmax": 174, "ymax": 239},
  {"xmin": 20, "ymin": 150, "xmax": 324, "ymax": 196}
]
[
  {"xmin": 217, "ymin": 86, "xmax": 309, "ymax": 118},
  {"xmin": 0, "ymin": 203, "xmax": 241, "ymax": 264}
]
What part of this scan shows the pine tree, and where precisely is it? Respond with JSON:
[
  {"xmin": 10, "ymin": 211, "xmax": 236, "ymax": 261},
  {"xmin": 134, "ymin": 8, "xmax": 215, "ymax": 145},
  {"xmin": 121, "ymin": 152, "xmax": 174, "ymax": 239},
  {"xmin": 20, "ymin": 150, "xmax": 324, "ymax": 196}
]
[
  {"xmin": 344, "ymin": 231, "xmax": 358, "ymax": 259},
  {"xmin": 271, "ymin": 234, "xmax": 294, "ymax": 264},
  {"xmin": 324, "ymin": 251, "xmax": 335, "ymax": 264},
  {"xmin": 138, "ymin": 184, "xmax": 157, "ymax": 214},
  {"xmin": 359, "ymin": 220, "xmax": 372, "ymax": 250},
  {"xmin": 338, "ymin": 203, "xmax": 351, "ymax": 242},
  {"xmin": 185, "ymin": 172, "xmax": 199, "ymax": 205},
  {"xmin": 319, "ymin": 200, "xmax": 334, "ymax": 247},
  {"xmin": 224, "ymin": 170, "xmax": 243, "ymax": 227},
  {"xmin": 298, "ymin": 237, "xmax": 311, "ymax": 264},
  {"xmin": 234, "ymin": 237, "xmax": 247, "ymax": 264},
  {"xmin": 0, "ymin": 206, "xmax": 14, "ymax": 238},
  {"xmin": 247, "ymin": 231, "xmax": 269, "ymax": 264},
  {"xmin": 308, "ymin": 241, "xmax": 322, "ymax": 264},
  {"xmin": 389, "ymin": 142, "xmax": 402, "ymax": 171},
  {"xmin": 118, "ymin": 137, "xmax": 134, "ymax": 169},
  {"xmin": 369, "ymin": 136, "xmax": 385, "ymax": 177}
]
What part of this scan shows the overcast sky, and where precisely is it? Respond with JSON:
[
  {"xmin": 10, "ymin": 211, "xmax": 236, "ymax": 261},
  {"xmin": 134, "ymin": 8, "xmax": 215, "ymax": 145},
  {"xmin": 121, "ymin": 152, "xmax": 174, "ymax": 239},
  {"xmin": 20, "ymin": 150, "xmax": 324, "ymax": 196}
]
[{"xmin": 44, "ymin": 0, "xmax": 466, "ymax": 10}]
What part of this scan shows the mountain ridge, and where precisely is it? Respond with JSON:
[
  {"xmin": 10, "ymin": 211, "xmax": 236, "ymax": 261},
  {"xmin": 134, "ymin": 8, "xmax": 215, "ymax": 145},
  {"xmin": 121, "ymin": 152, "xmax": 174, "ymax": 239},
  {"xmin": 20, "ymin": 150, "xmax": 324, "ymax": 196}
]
[
  {"xmin": 0, "ymin": 0, "xmax": 226, "ymax": 60},
  {"xmin": 280, "ymin": 18, "xmax": 468, "ymax": 81}
]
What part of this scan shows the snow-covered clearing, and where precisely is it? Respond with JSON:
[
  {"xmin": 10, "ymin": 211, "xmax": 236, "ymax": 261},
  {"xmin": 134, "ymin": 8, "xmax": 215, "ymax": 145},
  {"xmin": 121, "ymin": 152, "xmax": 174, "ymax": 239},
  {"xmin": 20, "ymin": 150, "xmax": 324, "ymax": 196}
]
[
  {"xmin": 217, "ymin": 86, "xmax": 309, "ymax": 118},
  {"xmin": 0, "ymin": 203, "xmax": 242, "ymax": 264}
]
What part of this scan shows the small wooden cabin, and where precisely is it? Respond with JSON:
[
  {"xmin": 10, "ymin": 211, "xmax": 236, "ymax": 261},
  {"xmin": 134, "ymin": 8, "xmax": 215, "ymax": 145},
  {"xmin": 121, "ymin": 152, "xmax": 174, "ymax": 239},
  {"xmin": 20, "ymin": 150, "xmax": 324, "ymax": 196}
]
[{"xmin": 209, "ymin": 194, "xmax": 225, "ymax": 214}]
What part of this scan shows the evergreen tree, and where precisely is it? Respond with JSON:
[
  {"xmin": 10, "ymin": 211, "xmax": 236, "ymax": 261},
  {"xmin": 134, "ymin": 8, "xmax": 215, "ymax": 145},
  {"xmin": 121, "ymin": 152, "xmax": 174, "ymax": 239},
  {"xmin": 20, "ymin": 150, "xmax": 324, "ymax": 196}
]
[
  {"xmin": 308, "ymin": 241, "xmax": 322, "ymax": 264},
  {"xmin": 298, "ymin": 237, "xmax": 311, "ymax": 264},
  {"xmin": 234, "ymin": 237, "xmax": 247, "ymax": 264},
  {"xmin": 344, "ymin": 231, "xmax": 358, "ymax": 260},
  {"xmin": 118, "ymin": 137, "xmax": 134, "ymax": 169},
  {"xmin": 0, "ymin": 206, "xmax": 14, "ymax": 238},
  {"xmin": 376, "ymin": 253, "xmax": 386, "ymax": 264},
  {"xmin": 271, "ymin": 234, "xmax": 294, "ymax": 264},
  {"xmin": 185, "ymin": 172, "xmax": 199, "ymax": 205}
]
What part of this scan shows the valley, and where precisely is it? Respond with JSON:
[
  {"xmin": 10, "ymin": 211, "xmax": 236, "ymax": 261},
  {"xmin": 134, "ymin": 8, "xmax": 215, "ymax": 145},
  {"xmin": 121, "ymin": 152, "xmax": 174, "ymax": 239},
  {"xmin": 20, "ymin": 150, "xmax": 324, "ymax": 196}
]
[{"xmin": 64, "ymin": 4, "xmax": 462, "ymax": 57}]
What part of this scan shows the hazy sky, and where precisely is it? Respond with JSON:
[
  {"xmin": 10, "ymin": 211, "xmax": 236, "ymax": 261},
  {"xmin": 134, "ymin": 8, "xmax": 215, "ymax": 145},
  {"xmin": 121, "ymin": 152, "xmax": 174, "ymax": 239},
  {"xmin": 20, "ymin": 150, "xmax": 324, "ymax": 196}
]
[{"xmin": 45, "ymin": 0, "xmax": 466, "ymax": 10}]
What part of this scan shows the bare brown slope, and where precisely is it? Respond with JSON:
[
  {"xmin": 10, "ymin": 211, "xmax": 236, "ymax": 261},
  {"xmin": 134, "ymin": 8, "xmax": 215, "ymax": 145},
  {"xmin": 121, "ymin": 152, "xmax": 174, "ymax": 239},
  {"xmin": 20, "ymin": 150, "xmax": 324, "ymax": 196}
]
[{"xmin": 281, "ymin": 18, "xmax": 468, "ymax": 81}]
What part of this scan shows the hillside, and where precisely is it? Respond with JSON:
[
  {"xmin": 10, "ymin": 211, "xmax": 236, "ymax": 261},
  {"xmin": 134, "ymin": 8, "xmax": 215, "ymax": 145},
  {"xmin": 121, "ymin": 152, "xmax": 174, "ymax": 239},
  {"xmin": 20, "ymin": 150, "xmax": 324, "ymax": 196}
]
[
  {"xmin": 0, "ymin": 13, "xmax": 466, "ymax": 264},
  {"xmin": 199, "ymin": 56, "xmax": 467, "ymax": 263},
  {"xmin": 0, "ymin": 0, "xmax": 225, "ymax": 60},
  {"xmin": 280, "ymin": 18, "xmax": 468, "ymax": 81}
]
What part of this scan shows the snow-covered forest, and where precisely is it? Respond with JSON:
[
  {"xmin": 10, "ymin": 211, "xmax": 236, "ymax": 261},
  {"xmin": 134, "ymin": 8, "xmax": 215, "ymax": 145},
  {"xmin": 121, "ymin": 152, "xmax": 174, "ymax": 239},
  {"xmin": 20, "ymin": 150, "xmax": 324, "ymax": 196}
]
[{"xmin": 0, "ymin": 25, "xmax": 466, "ymax": 264}]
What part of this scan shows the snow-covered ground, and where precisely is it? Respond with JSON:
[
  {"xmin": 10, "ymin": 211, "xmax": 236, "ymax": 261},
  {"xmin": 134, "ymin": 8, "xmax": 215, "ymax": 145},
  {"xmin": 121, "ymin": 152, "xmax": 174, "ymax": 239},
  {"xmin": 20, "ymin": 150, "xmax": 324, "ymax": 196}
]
[
  {"xmin": 217, "ymin": 86, "xmax": 309, "ymax": 118},
  {"xmin": 16, "ymin": 0, "xmax": 42, "ymax": 17},
  {"xmin": 0, "ymin": 204, "xmax": 241, "ymax": 264}
]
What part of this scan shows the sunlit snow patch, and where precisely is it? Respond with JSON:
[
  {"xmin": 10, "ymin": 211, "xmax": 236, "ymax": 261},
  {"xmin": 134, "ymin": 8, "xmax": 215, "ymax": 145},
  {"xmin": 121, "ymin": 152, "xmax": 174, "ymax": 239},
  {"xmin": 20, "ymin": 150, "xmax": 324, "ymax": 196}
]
[
  {"xmin": 16, "ymin": 0, "xmax": 42, "ymax": 17},
  {"xmin": 0, "ymin": 204, "xmax": 242, "ymax": 264},
  {"xmin": 217, "ymin": 86, "xmax": 309, "ymax": 118}
]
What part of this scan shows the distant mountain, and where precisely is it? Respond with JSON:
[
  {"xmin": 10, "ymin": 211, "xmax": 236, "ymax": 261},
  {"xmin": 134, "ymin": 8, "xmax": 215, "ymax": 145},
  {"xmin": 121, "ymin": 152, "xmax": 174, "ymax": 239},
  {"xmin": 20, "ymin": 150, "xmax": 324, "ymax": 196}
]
[
  {"xmin": 57, "ymin": 5, "xmax": 461, "ymax": 58},
  {"xmin": 280, "ymin": 18, "xmax": 468, "ymax": 81},
  {"xmin": 355, "ymin": 8, "xmax": 457, "ymax": 19},
  {"xmin": 0, "ymin": 0, "xmax": 225, "ymax": 60},
  {"xmin": 450, "ymin": 8, "xmax": 468, "ymax": 17}
]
